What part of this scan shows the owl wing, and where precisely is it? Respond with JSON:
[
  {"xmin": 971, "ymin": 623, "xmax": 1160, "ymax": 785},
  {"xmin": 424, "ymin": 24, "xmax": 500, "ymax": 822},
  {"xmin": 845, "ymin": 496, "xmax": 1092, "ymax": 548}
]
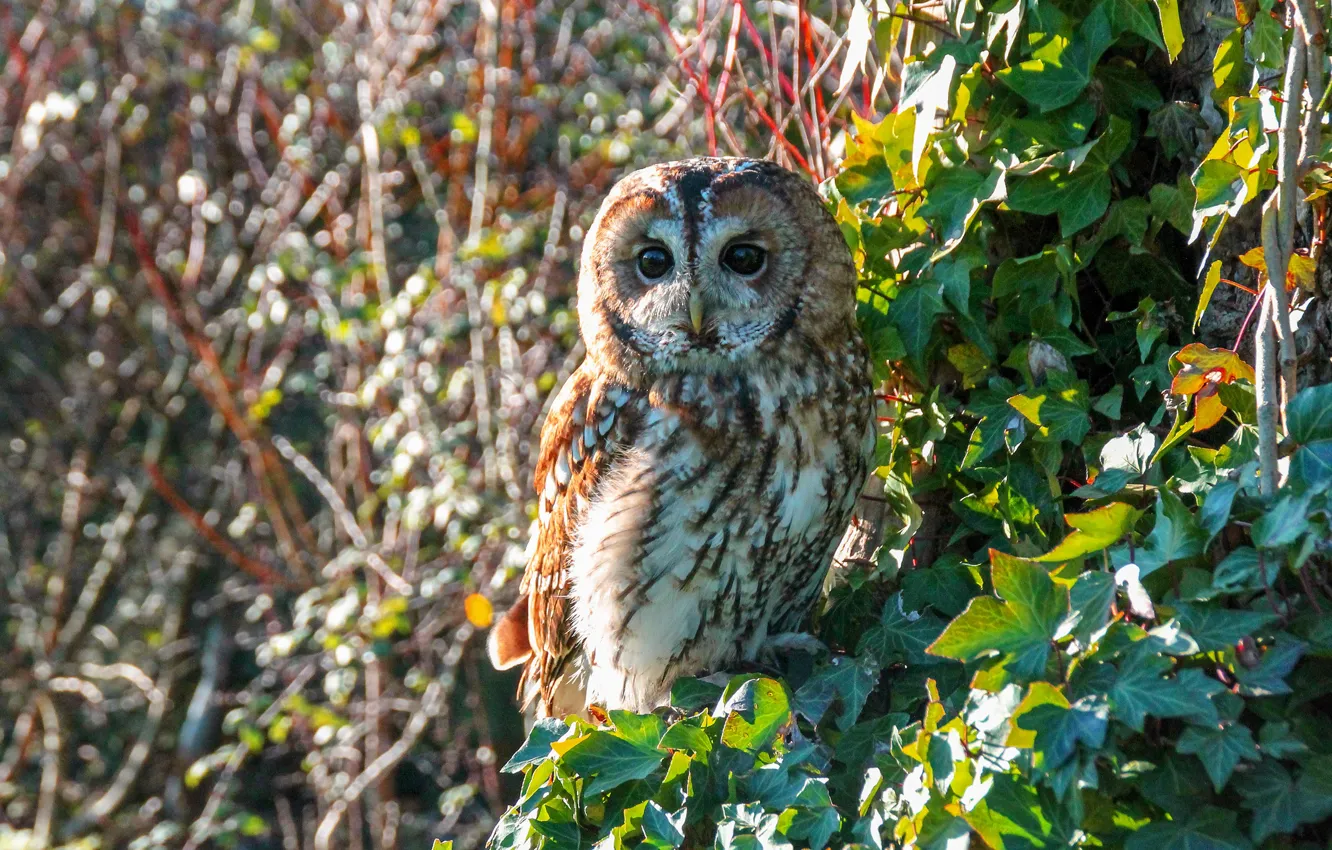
[{"xmin": 487, "ymin": 364, "xmax": 636, "ymax": 711}]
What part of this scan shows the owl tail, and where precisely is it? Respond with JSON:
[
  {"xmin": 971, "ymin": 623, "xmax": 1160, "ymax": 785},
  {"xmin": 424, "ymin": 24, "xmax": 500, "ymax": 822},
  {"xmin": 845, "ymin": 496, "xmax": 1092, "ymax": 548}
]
[{"xmin": 487, "ymin": 594, "xmax": 533, "ymax": 671}]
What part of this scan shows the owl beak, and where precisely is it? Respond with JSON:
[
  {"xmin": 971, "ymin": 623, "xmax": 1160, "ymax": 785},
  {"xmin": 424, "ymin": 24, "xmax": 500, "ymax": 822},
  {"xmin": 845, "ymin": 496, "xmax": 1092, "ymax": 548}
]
[{"xmin": 689, "ymin": 290, "xmax": 706, "ymax": 334}]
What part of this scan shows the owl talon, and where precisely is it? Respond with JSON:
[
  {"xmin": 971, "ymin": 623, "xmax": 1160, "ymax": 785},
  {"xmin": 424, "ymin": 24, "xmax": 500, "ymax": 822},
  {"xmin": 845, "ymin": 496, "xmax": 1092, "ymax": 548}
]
[{"xmin": 764, "ymin": 632, "xmax": 829, "ymax": 658}]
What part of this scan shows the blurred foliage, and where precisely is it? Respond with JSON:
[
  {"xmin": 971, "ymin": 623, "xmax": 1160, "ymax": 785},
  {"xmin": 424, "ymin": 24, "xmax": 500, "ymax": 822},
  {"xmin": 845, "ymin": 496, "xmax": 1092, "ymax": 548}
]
[
  {"xmin": 0, "ymin": 0, "xmax": 891, "ymax": 848},
  {"xmin": 490, "ymin": 0, "xmax": 1332, "ymax": 848},
  {"xmin": 0, "ymin": 0, "xmax": 691, "ymax": 846}
]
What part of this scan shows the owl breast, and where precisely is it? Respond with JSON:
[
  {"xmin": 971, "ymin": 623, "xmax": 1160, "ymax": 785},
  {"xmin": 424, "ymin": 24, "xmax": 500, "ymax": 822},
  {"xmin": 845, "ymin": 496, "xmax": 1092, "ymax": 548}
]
[{"xmin": 567, "ymin": 340, "xmax": 874, "ymax": 712}]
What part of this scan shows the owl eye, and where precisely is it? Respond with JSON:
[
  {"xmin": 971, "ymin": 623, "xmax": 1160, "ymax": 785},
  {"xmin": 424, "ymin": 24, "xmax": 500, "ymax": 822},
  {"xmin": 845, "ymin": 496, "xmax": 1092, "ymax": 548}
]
[
  {"xmin": 721, "ymin": 243, "xmax": 766, "ymax": 276},
  {"xmin": 636, "ymin": 246, "xmax": 673, "ymax": 280}
]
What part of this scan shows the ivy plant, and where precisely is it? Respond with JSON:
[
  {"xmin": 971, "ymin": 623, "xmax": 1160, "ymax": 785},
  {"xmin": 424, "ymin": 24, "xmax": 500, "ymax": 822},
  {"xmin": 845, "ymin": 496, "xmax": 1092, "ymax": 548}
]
[{"xmin": 483, "ymin": 0, "xmax": 1332, "ymax": 844}]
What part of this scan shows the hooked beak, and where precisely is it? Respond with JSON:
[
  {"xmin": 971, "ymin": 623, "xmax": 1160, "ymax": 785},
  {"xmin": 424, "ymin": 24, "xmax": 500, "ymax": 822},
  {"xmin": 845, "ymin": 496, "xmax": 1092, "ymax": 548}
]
[{"xmin": 689, "ymin": 290, "xmax": 705, "ymax": 335}]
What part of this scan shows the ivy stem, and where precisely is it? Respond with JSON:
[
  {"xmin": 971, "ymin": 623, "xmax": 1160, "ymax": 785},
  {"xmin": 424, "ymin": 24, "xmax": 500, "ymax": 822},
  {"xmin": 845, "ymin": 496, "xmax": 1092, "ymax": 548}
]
[
  {"xmin": 1255, "ymin": 0, "xmax": 1311, "ymax": 496},
  {"xmin": 1256, "ymin": 291, "xmax": 1280, "ymax": 496}
]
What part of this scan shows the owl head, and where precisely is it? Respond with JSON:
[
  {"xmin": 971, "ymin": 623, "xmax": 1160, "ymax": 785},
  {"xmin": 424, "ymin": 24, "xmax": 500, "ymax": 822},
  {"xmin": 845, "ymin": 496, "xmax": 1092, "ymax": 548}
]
[{"xmin": 576, "ymin": 157, "xmax": 857, "ymax": 381}]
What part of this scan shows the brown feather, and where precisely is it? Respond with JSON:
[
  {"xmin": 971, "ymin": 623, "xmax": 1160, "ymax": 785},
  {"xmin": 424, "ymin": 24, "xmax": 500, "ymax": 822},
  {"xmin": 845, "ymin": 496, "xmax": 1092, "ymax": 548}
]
[{"xmin": 487, "ymin": 594, "xmax": 532, "ymax": 671}]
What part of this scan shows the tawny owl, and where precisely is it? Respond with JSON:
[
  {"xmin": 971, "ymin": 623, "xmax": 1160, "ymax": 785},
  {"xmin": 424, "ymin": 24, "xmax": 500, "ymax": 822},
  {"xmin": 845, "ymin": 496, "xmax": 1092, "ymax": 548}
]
[{"xmin": 488, "ymin": 157, "xmax": 876, "ymax": 717}]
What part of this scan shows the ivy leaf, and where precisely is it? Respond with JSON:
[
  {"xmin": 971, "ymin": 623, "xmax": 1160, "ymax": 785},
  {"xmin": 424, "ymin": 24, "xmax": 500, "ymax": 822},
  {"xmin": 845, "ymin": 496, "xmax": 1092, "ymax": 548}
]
[
  {"xmin": 1151, "ymin": 0, "xmax": 1184, "ymax": 59},
  {"xmin": 1008, "ymin": 384, "xmax": 1092, "ymax": 444},
  {"xmin": 1236, "ymin": 758, "xmax": 1332, "ymax": 842},
  {"xmin": 1251, "ymin": 492, "xmax": 1313, "ymax": 548},
  {"xmin": 1125, "ymin": 807, "xmax": 1252, "ymax": 850},
  {"xmin": 1177, "ymin": 722, "xmax": 1260, "ymax": 792},
  {"xmin": 1016, "ymin": 696, "xmax": 1109, "ymax": 771},
  {"xmin": 1062, "ymin": 571, "xmax": 1116, "ymax": 647},
  {"xmin": 919, "ymin": 166, "xmax": 1005, "ymax": 251},
  {"xmin": 1136, "ymin": 491, "xmax": 1207, "ymax": 577},
  {"xmin": 609, "ymin": 710, "xmax": 666, "ymax": 750},
  {"xmin": 659, "ymin": 721, "xmax": 713, "ymax": 756},
  {"xmin": 1038, "ymin": 502, "xmax": 1138, "ymax": 561},
  {"xmin": 1257, "ymin": 720, "xmax": 1308, "ymax": 758},
  {"xmin": 1139, "ymin": 753, "xmax": 1216, "ymax": 816},
  {"xmin": 720, "ymin": 677, "xmax": 793, "ymax": 752},
  {"xmin": 502, "ymin": 717, "xmax": 570, "ymax": 773},
  {"xmin": 1007, "ymin": 165, "xmax": 1112, "ymax": 237},
  {"xmin": 1192, "ymin": 160, "xmax": 1248, "ymax": 219},
  {"xmin": 1250, "ymin": 13, "xmax": 1283, "ymax": 68},
  {"xmin": 928, "ymin": 551, "xmax": 1067, "ymax": 678},
  {"xmin": 890, "ymin": 281, "xmax": 945, "ymax": 370},
  {"xmin": 1108, "ymin": 651, "xmax": 1222, "ymax": 730},
  {"xmin": 1289, "ymin": 440, "xmax": 1332, "ymax": 492},
  {"xmin": 1194, "ymin": 260, "xmax": 1222, "ymax": 331},
  {"xmin": 1173, "ymin": 604, "xmax": 1277, "ymax": 652},
  {"xmin": 530, "ymin": 814, "xmax": 581, "ymax": 848},
  {"xmin": 1212, "ymin": 25, "xmax": 1248, "ymax": 100},
  {"xmin": 1105, "ymin": 0, "xmax": 1165, "ymax": 47},
  {"xmin": 858, "ymin": 593, "xmax": 947, "ymax": 666},
  {"xmin": 1150, "ymin": 101, "xmax": 1206, "ymax": 162},
  {"xmin": 997, "ymin": 7, "xmax": 1112, "ymax": 110},
  {"xmin": 1198, "ymin": 478, "xmax": 1238, "ymax": 539},
  {"xmin": 1235, "ymin": 635, "xmax": 1306, "ymax": 696},
  {"xmin": 1286, "ymin": 384, "xmax": 1332, "ymax": 444},
  {"xmin": 559, "ymin": 730, "xmax": 665, "ymax": 795},
  {"xmin": 795, "ymin": 655, "xmax": 880, "ymax": 731},
  {"xmin": 641, "ymin": 802, "xmax": 687, "ymax": 850},
  {"xmin": 670, "ymin": 677, "xmax": 724, "ymax": 712}
]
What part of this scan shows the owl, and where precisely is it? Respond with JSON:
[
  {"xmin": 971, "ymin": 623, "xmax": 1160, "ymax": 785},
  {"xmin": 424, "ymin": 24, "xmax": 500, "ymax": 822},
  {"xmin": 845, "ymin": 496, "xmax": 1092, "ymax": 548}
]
[{"xmin": 488, "ymin": 157, "xmax": 876, "ymax": 717}]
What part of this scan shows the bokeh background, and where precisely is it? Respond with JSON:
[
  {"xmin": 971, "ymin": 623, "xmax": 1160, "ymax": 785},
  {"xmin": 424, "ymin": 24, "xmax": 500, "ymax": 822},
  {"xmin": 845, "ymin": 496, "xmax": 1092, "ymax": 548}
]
[{"xmin": 0, "ymin": 2, "xmax": 886, "ymax": 847}]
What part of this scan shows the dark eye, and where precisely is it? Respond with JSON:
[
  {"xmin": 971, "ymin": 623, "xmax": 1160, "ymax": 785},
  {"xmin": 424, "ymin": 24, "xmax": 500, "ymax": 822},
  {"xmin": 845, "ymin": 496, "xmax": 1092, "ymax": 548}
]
[
  {"xmin": 637, "ymin": 246, "xmax": 673, "ymax": 280},
  {"xmin": 721, "ymin": 243, "xmax": 766, "ymax": 276}
]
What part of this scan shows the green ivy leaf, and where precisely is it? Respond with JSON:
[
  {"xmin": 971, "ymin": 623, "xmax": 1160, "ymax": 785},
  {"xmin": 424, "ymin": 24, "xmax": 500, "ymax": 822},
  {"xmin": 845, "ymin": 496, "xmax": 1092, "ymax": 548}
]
[
  {"xmin": 670, "ymin": 677, "xmax": 724, "ymax": 712},
  {"xmin": 1108, "ymin": 650, "xmax": 1222, "ymax": 730},
  {"xmin": 659, "ymin": 720, "xmax": 713, "ymax": 756},
  {"xmin": 1136, "ymin": 491, "xmax": 1208, "ymax": 577},
  {"xmin": 859, "ymin": 593, "xmax": 948, "ymax": 666},
  {"xmin": 641, "ymin": 801, "xmax": 687, "ymax": 849},
  {"xmin": 928, "ymin": 551, "xmax": 1067, "ymax": 678},
  {"xmin": 1125, "ymin": 806, "xmax": 1252, "ymax": 850},
  {"xmin": 919, "ymin": 166, "xmax": 1005, "ymax": 251},
  {"xmin": 1016, "ymin": 696, "xmax": 1109, "ymax": 771},
  {"xmin": 559, "ymin": 730, "xmax": 665, "ymax": 796},
  {"xmin": 1198, "ymin": 478, "xmax": 1238, "ymax": 539},
  {"xmin": 1062, "ymin": 571, "xmax": 1115, "ymax": 647},
  {"xmin": 1288, "ymin": 440, "xmax": 1332, "ymax": 492},
  {"xmin": 1251, "ymin": 492, "xmax": 1313, "ymax": 548},
  {"xmin": 1177, "ymin": 722, "xmax": 1260, "ymax": 791},
  {"xmin": 1236, "ymin": 758, "xmax": 1332, "ymax": 842},
  {"xmin": 1007, "ymin": 384, "xmax": 1092, "ymax": 444},
  {"xmin": 609, "ymin": 710, "xmax": 666, "ymax": 750},
  {"xmin": 796, "ymin": 655, "xmax": 880, "ymax": 731},
  {"xmin": 502, "ymin": 717, "xmax": 570, "ymax": 773},
  {"xmin": 1192, "ymin": 160, "xmax": 1248, "ymax": 219},
  {"xmin": 1173, "ymin": 603, "xmax": 1277, "ymax": 652},
  {"xmin": 1235, "ymin": 635, "xmax": 1306, "ymax": 696},
  {"xmin": 997, "ymin": 7, "xmax": 1113, "ymax": 110},
  {"xmin": 1007, "ymin": 164, "xmax": 1112, "ymax": 237},
  {"xmin": 1286, "ymin": 384, "xmax": 1332, "ymax": 444},
  {"xmin": 1106, "ymin": 0, "xmax": 1166, "ymax": 47},
  {"xmin": 890, "ymin": 281, "xmax": 945, "ymax": 371},
  {"xmin": 1250, "ymin": 13, "xmax": 1284, "ymax": 68}
]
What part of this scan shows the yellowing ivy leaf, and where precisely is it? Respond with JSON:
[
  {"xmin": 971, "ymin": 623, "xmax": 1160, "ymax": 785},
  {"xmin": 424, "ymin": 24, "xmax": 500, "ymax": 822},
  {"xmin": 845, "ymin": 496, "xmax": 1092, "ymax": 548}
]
[
  {"xmin": 1037, "ymin": 501, "xmax": 1139, "ymax": 561},
  {"xmin": 1194, "ymin": 259, "xmax": 1222, "ymax": 331}
]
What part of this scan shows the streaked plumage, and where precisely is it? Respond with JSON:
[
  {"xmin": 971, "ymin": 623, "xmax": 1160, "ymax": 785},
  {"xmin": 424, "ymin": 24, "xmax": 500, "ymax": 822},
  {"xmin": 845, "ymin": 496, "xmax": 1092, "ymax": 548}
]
[{"xmin": 489, "ymin": 157, "xmax": 875, "ymax": 716}]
